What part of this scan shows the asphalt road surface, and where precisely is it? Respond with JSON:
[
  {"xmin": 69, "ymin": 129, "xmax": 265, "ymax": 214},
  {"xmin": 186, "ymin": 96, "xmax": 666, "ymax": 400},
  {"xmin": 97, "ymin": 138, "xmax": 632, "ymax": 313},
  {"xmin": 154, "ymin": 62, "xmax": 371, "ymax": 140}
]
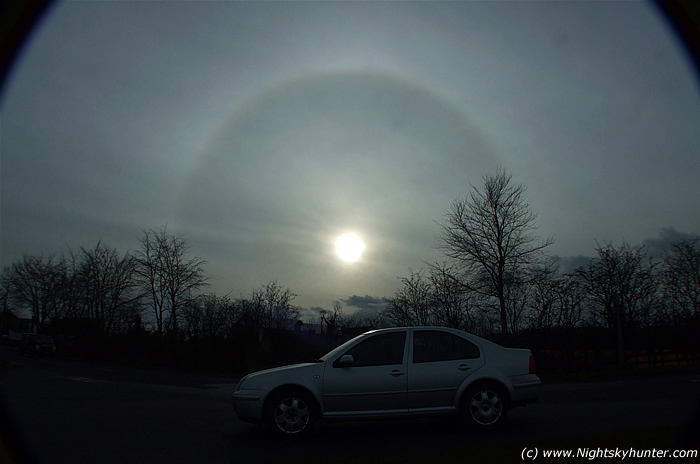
[{"xmin": 1, "ymin": 346, "xmax": 699, "ymax": 464}]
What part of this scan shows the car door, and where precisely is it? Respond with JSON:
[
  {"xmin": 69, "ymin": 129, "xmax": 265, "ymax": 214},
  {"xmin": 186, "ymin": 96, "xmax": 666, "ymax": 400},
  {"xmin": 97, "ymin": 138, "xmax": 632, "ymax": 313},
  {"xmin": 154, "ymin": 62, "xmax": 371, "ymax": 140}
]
[
  {"xmin": 322, "ymin": 330, "xmax": 408, "ymax": 416},
  {"xmin": 408, "ymin": 329, "xmax": 484, "ymax": 412}
]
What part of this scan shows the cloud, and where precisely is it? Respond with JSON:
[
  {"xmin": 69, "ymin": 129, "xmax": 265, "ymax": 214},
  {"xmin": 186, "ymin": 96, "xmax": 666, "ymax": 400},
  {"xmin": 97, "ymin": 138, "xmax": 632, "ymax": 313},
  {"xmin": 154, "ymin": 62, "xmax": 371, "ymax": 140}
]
[
  {"xmin": 551, "ymin": 255, "xmax": 592, "ymax": 274},
  {"xmin": 306, "ymin": 306, "xmax": 326, "ymax": 317},
  {"xmin": 642, "ymin": 227, "xmax": 699, "ymax": 258},
  {"xmin": 342, "ymin": 295, "xmax": 389, "ymax": 313},
  {"xmin": 553, "ymin": 228, "xmax": 700, "ymax": 272}
]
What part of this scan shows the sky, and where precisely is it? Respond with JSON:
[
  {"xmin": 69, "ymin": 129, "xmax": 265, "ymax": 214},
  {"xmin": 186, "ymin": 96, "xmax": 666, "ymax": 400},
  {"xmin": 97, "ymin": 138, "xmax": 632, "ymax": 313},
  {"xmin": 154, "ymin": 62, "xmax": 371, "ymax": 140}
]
[{"xmin": 2, "ymin": 0, "xmax": 700, "ymax": 315}]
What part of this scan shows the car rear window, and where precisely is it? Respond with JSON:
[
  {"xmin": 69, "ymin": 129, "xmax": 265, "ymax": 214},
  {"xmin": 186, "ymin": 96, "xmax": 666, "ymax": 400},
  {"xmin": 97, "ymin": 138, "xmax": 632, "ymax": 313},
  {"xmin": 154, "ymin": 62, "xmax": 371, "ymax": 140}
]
[{"xmin": 413, "ymin": 330, "xmax": 479, "ymax": 363}]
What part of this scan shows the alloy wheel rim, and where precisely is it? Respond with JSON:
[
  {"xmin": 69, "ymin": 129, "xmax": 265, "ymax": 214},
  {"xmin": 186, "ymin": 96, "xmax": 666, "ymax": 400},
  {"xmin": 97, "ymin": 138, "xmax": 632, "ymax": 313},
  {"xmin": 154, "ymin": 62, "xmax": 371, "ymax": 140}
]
[
  {"xmin": 469, "ymin": 389, "xmax": 503, "ymax": 425},
  {"xmin": 274, "ymin": 397, "xmax": 310, "ymax": 433}
]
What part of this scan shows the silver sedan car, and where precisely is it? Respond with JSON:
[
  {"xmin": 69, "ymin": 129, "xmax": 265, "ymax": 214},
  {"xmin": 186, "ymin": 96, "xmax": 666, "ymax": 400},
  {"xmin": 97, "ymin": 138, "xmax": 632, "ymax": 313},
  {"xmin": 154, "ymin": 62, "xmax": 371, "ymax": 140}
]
[{"xmin": 232, "ymin": 327, "xmax": 541, "ymax": 435}]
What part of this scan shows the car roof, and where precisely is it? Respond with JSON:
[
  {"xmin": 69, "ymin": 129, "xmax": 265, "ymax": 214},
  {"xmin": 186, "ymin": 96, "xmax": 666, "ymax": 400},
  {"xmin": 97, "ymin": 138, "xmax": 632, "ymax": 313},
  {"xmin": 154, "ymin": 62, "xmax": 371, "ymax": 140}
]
[{"xmin": 363, "ymin": 327, "xmax": 501, "ymax": 349}]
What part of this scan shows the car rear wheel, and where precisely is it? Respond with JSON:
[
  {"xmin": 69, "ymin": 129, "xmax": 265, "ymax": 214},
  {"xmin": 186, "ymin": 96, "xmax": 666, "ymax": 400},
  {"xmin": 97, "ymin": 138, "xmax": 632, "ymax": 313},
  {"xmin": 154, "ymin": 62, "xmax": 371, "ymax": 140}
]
[
  {"xmin": 461, "ymin": 384, "xmax": 507, "ymax": 430},
  {"xmin": 266, "ymin": 388, "xmax": 317, "ymax": 436}
]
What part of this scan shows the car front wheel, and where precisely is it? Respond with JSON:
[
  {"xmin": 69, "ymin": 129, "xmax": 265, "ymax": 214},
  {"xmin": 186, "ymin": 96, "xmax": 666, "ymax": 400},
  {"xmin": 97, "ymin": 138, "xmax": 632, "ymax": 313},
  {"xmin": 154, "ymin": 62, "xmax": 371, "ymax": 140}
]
[
  {"xmin": 266, "ymin": 389, "xmax": 317, "ymax": 436},
  {"xmin": 461, "ymin": 384, "xmax": 507, "ymax": 430}
]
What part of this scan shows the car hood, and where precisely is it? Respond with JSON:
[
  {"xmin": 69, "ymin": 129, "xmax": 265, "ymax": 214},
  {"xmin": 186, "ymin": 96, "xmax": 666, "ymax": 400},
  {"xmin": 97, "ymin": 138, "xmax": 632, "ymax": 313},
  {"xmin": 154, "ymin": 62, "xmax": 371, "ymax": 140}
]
[
  {"xmin": 240, "ymin": 362, "xmax": 325, "ymax": 389},
  {"xmin": 246, "ymin": 362, "xmax": 318, "ymax": 377}
]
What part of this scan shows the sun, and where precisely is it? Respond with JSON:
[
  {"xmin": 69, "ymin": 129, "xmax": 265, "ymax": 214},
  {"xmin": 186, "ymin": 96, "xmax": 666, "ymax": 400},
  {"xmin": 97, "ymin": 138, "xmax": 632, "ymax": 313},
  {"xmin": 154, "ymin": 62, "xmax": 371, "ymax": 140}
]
[{"xmin": 335, "ymin": 233, "xmax": 365, "ymax": 262}]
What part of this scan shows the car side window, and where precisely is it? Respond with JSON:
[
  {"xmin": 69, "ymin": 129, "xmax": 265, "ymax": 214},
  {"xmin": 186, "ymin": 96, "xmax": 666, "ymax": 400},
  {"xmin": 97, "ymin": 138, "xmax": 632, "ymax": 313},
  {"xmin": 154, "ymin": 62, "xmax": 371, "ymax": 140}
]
[
  {"xmin": 413, "ymin": 330, "xmax": 479, "ymax": 363},
  {"xmin": 339, "ymin": 332, "xmax": 407, "ymax": 367}
]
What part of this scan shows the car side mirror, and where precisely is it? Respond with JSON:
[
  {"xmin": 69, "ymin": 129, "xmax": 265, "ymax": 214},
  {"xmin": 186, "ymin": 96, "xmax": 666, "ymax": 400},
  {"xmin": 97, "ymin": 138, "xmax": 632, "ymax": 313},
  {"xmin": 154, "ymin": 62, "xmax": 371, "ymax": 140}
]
[{"xmin": 338, "ymin": 354, "xmax": 354, "ymax": 366}]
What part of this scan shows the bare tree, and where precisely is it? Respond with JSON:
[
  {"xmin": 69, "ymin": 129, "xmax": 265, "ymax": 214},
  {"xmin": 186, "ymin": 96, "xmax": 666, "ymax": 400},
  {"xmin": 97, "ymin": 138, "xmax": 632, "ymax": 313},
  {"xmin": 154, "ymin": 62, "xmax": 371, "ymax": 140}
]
[
  {"xmin": 320, "ymin": 301, "xmax": 345, "ymax": 336},
  {"xmin": 183, "ymin": 293, "xmax": 237, "ymax": 340},
  {"xmin": 663, "ymin": 237, "xmax": 700, "ymax": 323},
  {"xmin": 556, "ymin": 272, "xmax": 588, "ymax": 329},
  {"xmin": 59, "ymin": 250, "xmax": 84, "ymax": 321},
  {"xmin": 78, "ymin": 242, "xmax": 140, "ymax": 336},
  {"xmin": 438, "ymin": 168, "xmax": 554, "ymax": 336},
  {"xmin": 526, "ymin": 266, "xmax": 587, "ymax": 331},
  {"xmin": 135, "ymin": 227, "xmax": 209, "ymax": 337},
  {"xmin": 428, "ymin": 262, "xmax": 479, "ymax": 332},
  {"xmin": 579, "ymin": 241, "xmax": 658, "ymax": 365},
  {"xmin": 0, "ymin": 267, "xmax": 15, "ymax": 334},
  {"xmin": 1, "ymin": 267, "xmax": 14, "ymax": 313},
  {"xmin": 385, "ymin": 269, "xmax": 433, "ymax": 327},
  {"xmin": 527, "ymin": 268, "xmax": 560, "ymax": 331},
  {"xmin": 502, "ymin": 268, "xmax": 538, "ymax": 334},
  {"xmin": 245, "ymin": 281, "xmax": 300, "ymax": 330},
  {"xmin": 10, "ymin": 254, "xmax": 66, "ymax": 329},
  {"xmin": 342, "ymin": 306, "xmax": 388, "ymax": 330}
]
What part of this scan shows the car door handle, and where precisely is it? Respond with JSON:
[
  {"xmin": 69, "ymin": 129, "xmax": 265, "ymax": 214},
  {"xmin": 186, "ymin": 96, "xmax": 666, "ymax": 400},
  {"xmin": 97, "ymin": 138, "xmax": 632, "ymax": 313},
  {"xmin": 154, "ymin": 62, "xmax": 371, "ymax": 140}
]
[
  {"xmin": 390, "ymin": 370, "xmax": 405, "ymax": 377},
  {"xmin": 458, "ymin": 364, "xmax": 471, "ymax": 371}
]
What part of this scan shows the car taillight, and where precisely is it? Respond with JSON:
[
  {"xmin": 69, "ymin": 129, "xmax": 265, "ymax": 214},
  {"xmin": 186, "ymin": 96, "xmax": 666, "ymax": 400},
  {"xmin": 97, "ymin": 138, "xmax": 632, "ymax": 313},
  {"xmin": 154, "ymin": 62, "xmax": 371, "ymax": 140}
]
[{"xmin": 529, "ymin": 355, "xmax": 536, "ymax": 374}]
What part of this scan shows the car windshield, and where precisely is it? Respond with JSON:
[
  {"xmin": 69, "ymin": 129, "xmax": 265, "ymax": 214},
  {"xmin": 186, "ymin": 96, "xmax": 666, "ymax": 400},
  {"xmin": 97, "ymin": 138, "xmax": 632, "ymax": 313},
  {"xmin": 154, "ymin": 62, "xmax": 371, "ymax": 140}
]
[{"xmin": 318, "ymin": 332, "xmax": 368, "ymax": 362}]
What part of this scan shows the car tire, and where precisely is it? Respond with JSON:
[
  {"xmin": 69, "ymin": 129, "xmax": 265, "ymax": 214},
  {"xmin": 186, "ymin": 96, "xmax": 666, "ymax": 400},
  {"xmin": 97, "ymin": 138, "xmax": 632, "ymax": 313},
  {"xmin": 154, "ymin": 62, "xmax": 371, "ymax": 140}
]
[
  {"xmin": 461, "ymin": 383, "xmax": 508, "ymax": 430},
  {"xmin": 266, "ymin": 388, "xmax": 317, "ymax": 436}
]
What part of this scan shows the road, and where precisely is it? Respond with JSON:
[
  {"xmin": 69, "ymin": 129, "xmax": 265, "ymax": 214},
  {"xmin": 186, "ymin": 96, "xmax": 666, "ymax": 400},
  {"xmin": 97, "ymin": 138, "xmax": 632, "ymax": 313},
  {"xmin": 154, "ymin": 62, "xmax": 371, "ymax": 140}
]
[{"xmin": 1, "ymin": 346, "xmax": 699, "ymax": 464}]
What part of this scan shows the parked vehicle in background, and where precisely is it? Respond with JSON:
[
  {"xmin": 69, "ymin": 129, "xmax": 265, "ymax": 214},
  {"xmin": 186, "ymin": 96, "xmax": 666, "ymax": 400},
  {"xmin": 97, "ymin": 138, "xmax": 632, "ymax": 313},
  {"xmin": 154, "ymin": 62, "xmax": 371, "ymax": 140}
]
[
  {"xmin": 19, "ymin": 333, "xmax": 56, "ymax": 357},
  {"xmin": 232, "ymin": 327, "xmax": 540, "ymax": 435}
]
